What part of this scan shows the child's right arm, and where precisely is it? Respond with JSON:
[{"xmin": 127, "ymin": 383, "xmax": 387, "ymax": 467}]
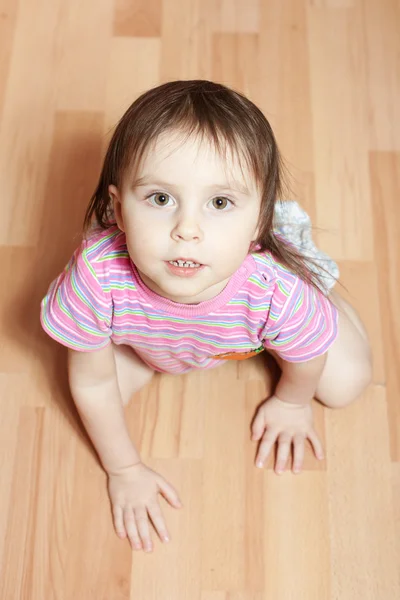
[
  {"xmin": 67, "ymin": 346, "xmax": 183, "ymax": 552},
  {"xmin": 67, "ymin": 345, "xmax": 142, "ymax": 473}
]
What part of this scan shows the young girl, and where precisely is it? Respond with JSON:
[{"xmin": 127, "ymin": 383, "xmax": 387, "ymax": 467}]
[{"xmin": 40, "ymin": 80, "xmax": 372, "ymax": 554}]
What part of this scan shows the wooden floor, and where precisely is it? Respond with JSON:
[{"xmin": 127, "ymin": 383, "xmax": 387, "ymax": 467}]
[{"xmin": 0, "ymin": 0, "xmax": 399, "ymax": 598}]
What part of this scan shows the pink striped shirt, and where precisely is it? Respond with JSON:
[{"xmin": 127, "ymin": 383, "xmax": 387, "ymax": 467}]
[{"xmin": 40, "ymin": 226, "xmax": 338, "ymax": 373}]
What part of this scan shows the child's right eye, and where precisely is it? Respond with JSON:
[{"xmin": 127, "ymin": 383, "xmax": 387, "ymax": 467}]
[{"xmin": 147, "ymin": 192, "xmax": 174, "ymax": 207}]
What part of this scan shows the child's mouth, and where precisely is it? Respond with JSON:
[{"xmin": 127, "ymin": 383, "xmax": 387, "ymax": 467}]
[
  {"xmin": 168, "ymin": 259, "xmax": 201, "ymax": 268},
  {"xmin": 165, "ymin": 260, "xmax": 205, "ymax": 278}
]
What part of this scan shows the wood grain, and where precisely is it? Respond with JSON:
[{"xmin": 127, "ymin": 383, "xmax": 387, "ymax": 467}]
[
  {"xmin": 0, "ymin": 0, "xmax": 398, "ymax": 598},
  {"xmin": 370, "ymin": 151, "xmax": 400, "ymax": 461}
]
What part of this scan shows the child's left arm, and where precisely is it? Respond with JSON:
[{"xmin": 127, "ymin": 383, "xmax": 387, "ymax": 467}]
[
  {"xmin": 274, "ymin": 352, "xmax": 327, "ymax": 405},
  {"xmin": 254, "ymin": 273, "xmax": 338, "ymax": 474},
  {"xmin": 251, "ymin": 353, "xmax": 328, "ymax": 475}
]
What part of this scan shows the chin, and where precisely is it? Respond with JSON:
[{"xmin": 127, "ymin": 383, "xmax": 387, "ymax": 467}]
[{"xmin": 164, "ymin": 284, "xmax": 204, "ymax": 298}]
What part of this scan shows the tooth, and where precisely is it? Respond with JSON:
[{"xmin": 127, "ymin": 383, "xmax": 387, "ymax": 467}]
[{"xmin": 169, "ymin": 260, "xmax": 200, "ymax": 268}]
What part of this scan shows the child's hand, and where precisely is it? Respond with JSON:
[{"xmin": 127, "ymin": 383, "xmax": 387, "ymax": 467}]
[
  {"xmin": 107, "ymin": 462, "xmax": 183, "ymax": 552},
  {"xmin": 251, "ymin": 396, "xmax": 324, "ymax": 474}
]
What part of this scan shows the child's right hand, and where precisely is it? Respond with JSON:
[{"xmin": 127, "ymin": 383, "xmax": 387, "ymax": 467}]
[{"xmin": 107, "ymin": 462, "xmax": 183, "ymax": 552}]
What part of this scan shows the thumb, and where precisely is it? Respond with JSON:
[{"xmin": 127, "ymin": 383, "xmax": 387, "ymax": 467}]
[
  {"xmin": 251, "ymin": 410, "xmax": 265, "ymax": 440},
  {"xmin": 158, "ymin": 477, "xmax": 183, "ymax": 508}
]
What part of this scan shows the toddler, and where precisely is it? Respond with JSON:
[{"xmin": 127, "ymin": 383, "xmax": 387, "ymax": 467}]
[{"xmin": 40, "ymin": 80, "xmax": 372, "ymax": 554}]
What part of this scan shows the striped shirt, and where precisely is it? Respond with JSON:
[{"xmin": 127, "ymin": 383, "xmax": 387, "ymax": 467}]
[{"xmin": 40, "ymin": 225, "xmax": 338, "ymax": 374}]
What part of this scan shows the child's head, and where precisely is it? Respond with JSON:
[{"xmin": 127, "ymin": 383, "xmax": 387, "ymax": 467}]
[
  {"xmin": 84, "ymin": 80, "xmax": 325, "ymax": 300},
  {"xmin": 110, "ymin": 131, "xmax": 263, "ymax": 303}
]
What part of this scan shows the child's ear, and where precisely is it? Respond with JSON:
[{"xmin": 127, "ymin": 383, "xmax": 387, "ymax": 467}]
[{"xmin": 108, "ymin": 184, "xmax": 125, "ymax": 232}]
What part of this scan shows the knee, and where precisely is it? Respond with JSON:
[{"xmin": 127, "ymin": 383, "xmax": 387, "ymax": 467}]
[
  {"xmin": 121, "ymin": 391, "xmax": 133, "ymax": 407},
  {"xmin": 120, "ymin": 368, "xmax": 154, "ymax": 406},
  {"xmin": 113, "ymin": 343, "xmax": 154, "ymax": 406},
  {"xmin": 340, "ymin": 362, "xmax": 372, "ymax": 407},
  {"xmin": 321, "ymin": 353, "xmax": 373, "ymax": 409}
]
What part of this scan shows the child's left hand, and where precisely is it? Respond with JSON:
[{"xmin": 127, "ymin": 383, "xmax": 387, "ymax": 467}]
[{"xmin": 251, "ymin": 396, "xmax": 325, "ymax": 474}]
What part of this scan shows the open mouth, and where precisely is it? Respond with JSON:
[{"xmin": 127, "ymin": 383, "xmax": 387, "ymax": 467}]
[
  {"xmin": 168, "ymin": 259, "xmax": 202, "ymax": 268},
  {"xmin": 165, "ymin": 260, "xmax": 205, "ymax": 278}
]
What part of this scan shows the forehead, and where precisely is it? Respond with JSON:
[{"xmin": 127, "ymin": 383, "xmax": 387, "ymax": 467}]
[{"xmin": 133, "ymin": 130, "xmax": 254, "ymax": 189}]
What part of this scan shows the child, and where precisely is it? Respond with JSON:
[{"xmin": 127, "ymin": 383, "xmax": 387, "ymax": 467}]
[{"xmin": 40, "ymin": 80, "xmax": 372, "ymax": 554}]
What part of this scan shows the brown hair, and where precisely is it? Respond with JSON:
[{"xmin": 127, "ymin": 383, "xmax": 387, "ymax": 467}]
[{"xmin": 84, "ymin": 80, "xmax": 333, "ymax": 294}]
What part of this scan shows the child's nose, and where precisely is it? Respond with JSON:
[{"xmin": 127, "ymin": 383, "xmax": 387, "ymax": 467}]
[{"xmin": 171, "ymin": 214, "xmax": 203, "ymax": 242}]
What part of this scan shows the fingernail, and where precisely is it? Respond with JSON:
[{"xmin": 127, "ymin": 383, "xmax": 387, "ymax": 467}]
[
  {"xmin": 163, "ymin": 536, "xmax": 170, "ymax": 543},
  {"xmin": 256, "ymin": 461, "xmax": 263, "ymax": 468}
]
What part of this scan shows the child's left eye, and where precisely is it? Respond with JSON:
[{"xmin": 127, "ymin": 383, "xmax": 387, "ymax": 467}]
[{"xmin": 210, "ymin": 197, "xmax": 234, "ymax": 210}]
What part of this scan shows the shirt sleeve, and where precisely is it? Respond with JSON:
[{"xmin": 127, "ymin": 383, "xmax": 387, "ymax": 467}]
[
  {"xmin": 40, "ymin": 241, "xmax": 112, "ymax": 351},
  {"xmin": 261, "ymin": 275, "xmax": 338, "ymax": 362}
]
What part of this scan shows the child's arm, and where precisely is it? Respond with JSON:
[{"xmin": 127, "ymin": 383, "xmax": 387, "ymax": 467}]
[
  {"xmin": 68, "ymin": 346, "xmax": 183, "ymax": 551},
  {"xmin": 251, "ymin": 353, "xmax": 327, "ymax": 472},
  {"xmin": 68, "ymin": 346, "xmax": 142, "ymax": 474},
  {"xmin": 274, "ymin": 352, "xmax": 327, "ymax": 405}
]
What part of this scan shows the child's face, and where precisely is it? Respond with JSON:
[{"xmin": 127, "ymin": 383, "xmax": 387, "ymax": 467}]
[{"xmin": 109, "ymin": 131, "xmax": 262, "ymax": 304}]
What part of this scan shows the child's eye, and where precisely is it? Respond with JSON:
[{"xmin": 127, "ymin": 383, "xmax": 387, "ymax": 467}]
[
  {"xmin": 147, "ymin": 192, "xmax": 174, "ymax": 207},
  {"xmin": 146, "ymin": 192, "xmax": 234, "ymax": 210},
  {"xmin": 210, "ymin": 197, "xmax": 234, "ymax": 210}
]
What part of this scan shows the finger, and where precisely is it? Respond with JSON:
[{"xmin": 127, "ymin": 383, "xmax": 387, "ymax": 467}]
[
  {"xmin": 122, "ymin": 508, "xmax": 143, "ymax": 551},
  {"xmin": 147, "ymin": 503, "xmax": 171, "ymax": 543},
  {"xmin": 256, "ymin": 431, "xmax": 278, "ymax": 468},
  {"xmin": 308, "ymin": 430, "xmax": 325, "ymax": 460},
  {"xmin": 112, "ymin": 504, "xmax": 128, "ymax": 540},
  {"xmin": 275, "ymin": 433, "xmax": 292, "ymax": 474},
  {"xmin": 133, "ymin": 507, "xmax": 153, "ymax": 552},
  {"xmin": 157, "ymin": 477, "xmax": 183, "ymax": 509},
  {"xmin": 292, "ymin": 434, "xmax": 305, "ymax": 474},
  {"xmin": 251, "ymin": 410, "xmax": 266, "ymax": 441}
]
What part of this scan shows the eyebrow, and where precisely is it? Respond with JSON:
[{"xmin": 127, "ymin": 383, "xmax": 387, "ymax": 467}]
[{"xmin": 132, "ymin": 175, "xmax": 251, "ymax": 196}]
